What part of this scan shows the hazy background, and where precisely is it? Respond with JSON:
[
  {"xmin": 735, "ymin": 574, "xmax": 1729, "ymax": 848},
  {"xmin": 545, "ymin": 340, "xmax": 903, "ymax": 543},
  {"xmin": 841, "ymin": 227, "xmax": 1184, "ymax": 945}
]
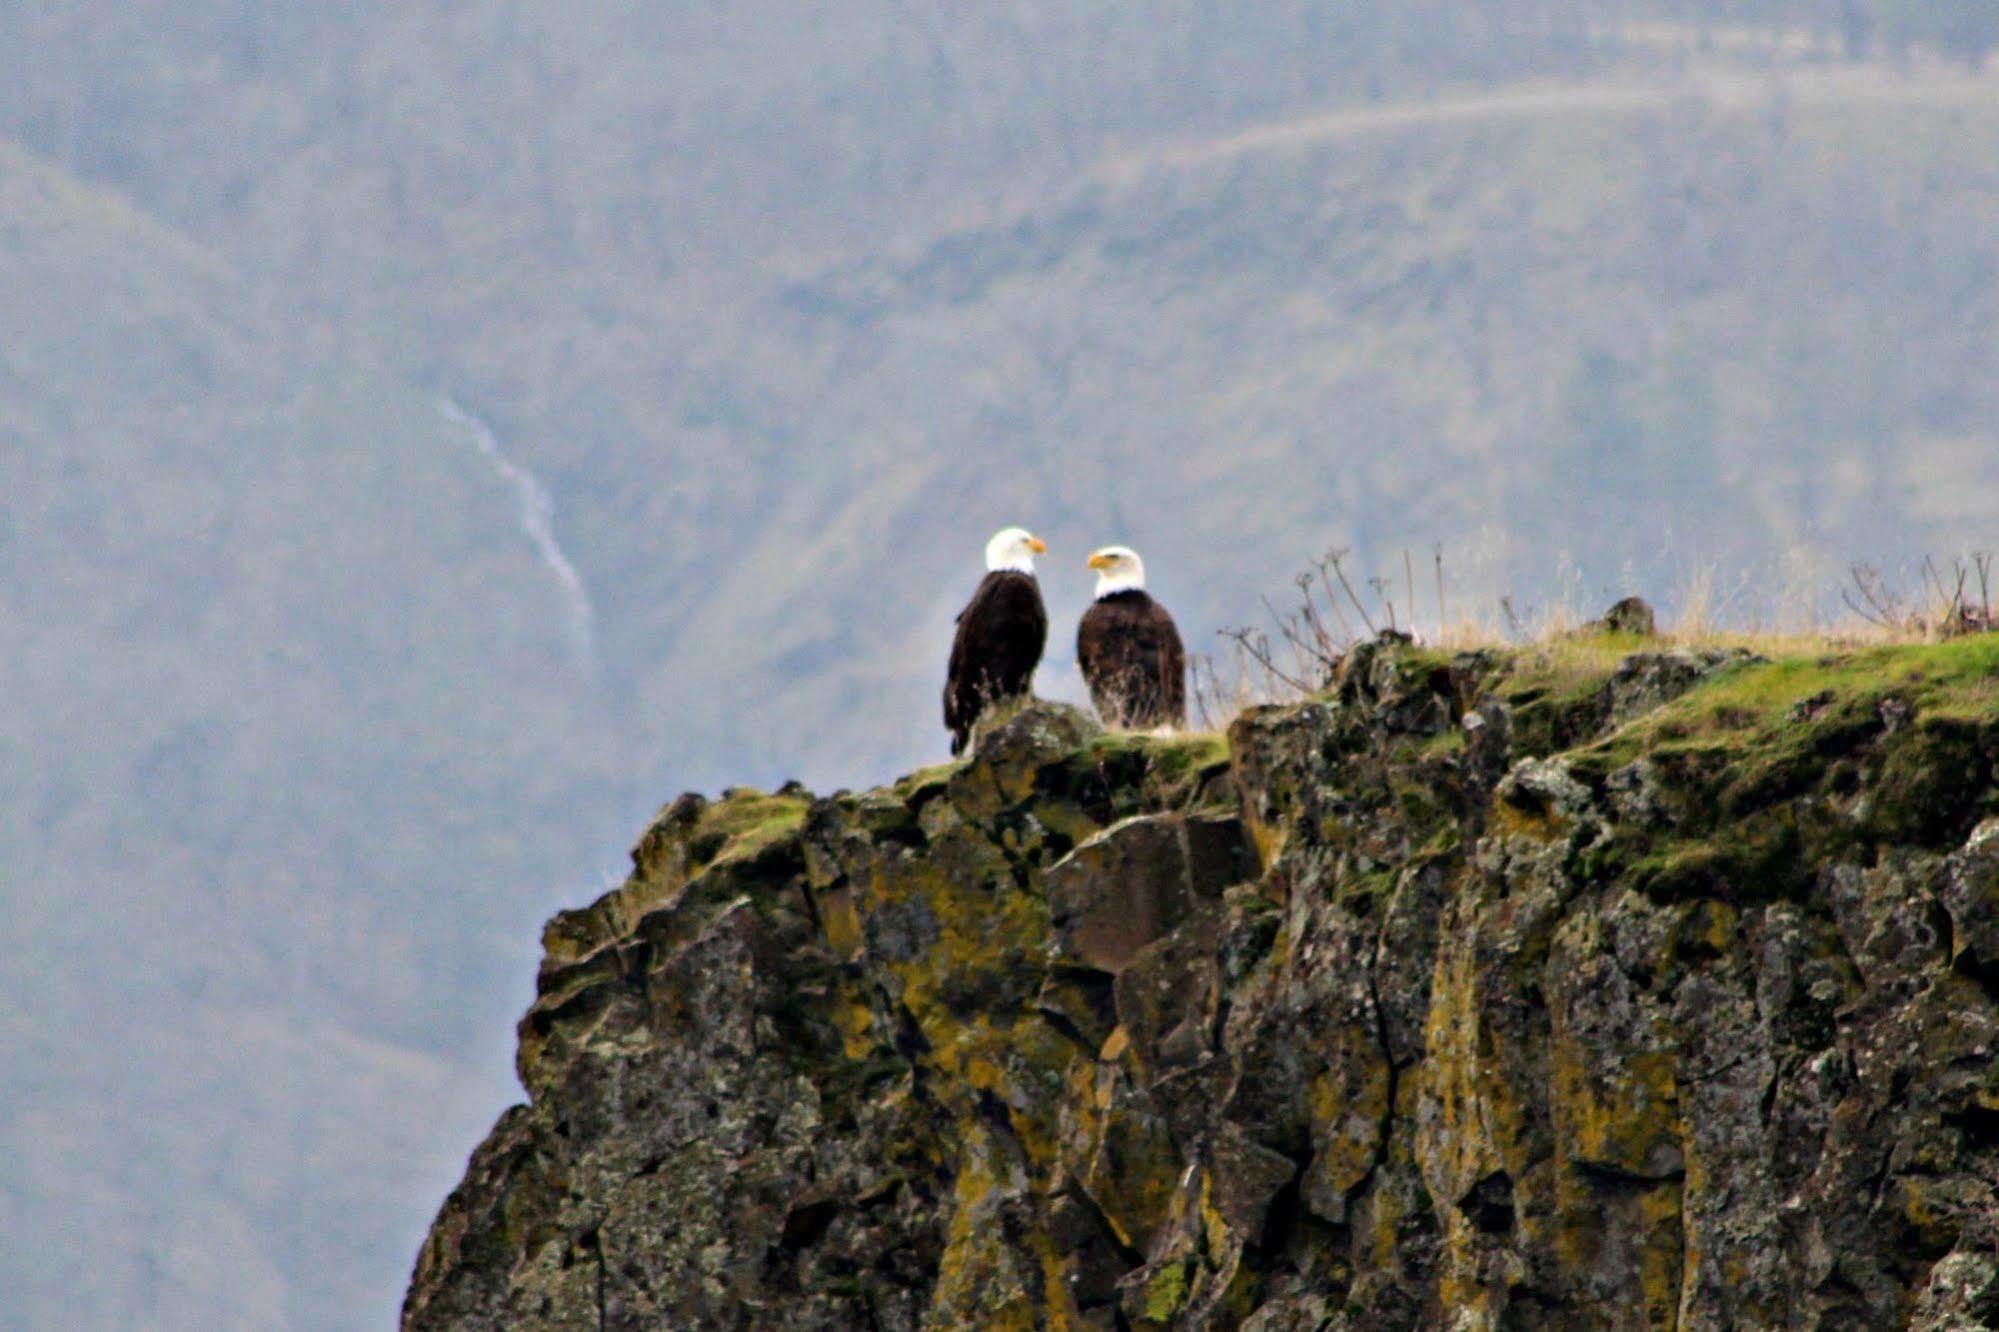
[{"xmin": 3, "ymin": 3, "xmax": 1997, "ymax": 1326}]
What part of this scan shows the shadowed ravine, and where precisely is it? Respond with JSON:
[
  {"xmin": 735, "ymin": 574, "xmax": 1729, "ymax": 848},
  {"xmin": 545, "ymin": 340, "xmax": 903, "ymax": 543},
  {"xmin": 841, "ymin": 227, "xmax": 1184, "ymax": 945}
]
[{"xmin": 405, "ymin": 636, "xmax": 1999, "ymax": 1329}]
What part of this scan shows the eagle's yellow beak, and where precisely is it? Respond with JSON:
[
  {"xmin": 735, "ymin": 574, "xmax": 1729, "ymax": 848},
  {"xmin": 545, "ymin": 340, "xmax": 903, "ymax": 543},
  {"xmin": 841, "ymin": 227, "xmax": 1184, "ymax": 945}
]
[
  {"xmin": 1028, "ymin": 536, "xmax": 1048, "ymax": 554},
  {"xmin": 1087, "ymin": 551, "xmax": 1113, "ymax": 570}
]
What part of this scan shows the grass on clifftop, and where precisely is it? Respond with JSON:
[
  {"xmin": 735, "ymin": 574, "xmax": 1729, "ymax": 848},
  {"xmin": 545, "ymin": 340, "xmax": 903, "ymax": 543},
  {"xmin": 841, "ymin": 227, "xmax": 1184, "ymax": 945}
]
[
  {"xmin": 701, "ymin": 789, "xmax": 814, "ymax": 865},
  {"xmin": 1593, "ymin": 632, "xmax": 1999, "ymax": 757},
  {"xmin": 697, "ymin": 626, "xmax": 1999, "ymax": 861}
]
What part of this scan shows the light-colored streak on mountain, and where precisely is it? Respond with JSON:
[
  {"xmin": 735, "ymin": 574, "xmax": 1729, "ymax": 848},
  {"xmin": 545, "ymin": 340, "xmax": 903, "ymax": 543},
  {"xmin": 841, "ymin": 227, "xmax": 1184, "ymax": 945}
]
[
  {"xmin": 438, "ymin": 396, "xmax": 598, "ymax": 671},
  {"xmin": 1102, "ymin": 64, "xmax": 1999, "ymax": 182}
]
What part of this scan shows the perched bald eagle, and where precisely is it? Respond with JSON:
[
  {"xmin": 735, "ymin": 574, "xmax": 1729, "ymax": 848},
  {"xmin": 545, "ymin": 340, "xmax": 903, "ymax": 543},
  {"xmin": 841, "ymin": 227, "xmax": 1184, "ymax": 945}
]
[
  {"xmin": 1077, "ymin": 545, "xmax": 1186, "ymax": 729},
  {"xmin": 944, "ymin": 527, "xmax": 1049, "ymax": 756}
]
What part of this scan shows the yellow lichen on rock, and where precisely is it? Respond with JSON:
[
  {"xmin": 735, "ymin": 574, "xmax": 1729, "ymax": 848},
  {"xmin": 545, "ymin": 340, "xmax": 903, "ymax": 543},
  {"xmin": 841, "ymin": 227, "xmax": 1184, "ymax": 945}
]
[{"xmin": 412, "ymin": 658, "xmax": 1999, "ymax": 1332}]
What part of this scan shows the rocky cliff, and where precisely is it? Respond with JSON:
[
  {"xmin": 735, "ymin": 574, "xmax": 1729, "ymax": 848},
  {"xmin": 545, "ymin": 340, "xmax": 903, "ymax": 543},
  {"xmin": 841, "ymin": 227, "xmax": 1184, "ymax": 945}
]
[{"xmin": 405, "ymin": 635, "xmax": 1999, "ymax": 1330}]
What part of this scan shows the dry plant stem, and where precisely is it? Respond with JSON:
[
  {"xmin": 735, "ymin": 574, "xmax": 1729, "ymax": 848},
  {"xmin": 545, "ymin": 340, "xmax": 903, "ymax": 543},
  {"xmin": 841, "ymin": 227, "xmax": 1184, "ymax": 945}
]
[
  {"xmin": 1922, "ymin": 557, "xmax": 1948, "ymax": 609},
  {"xmin": 1208, "ymin": 548, "xmax": 1992, "ymax": 721},
  {"xmin": 1842, "ymin": 564, "xmax": 1905, "ymax": 632},
  {"xmin": 1315, "ymin": 562, "xmax": 1357, "ymax": 643},
  {"xmin": 1371, "ymin": 578, "xmax": 1397, "ymax": 632},
  {"xmin": 1325, "ymin": 549, "xmax": 1378, "ymax": 636},
  {"xmin": 1922, "ymin": 556, "xmax": 1964, "ymax": 624},
  {"xmin": 1190, "ymin": 654, "xmax": 1218, "ymax": 731},
  {"xmin": 1301, "ymin": 577, "xmax": 1345, "ymax": 665},
  {"xmin": 1279, "ymin": 624, "xmax": 1319, "ymax": 678},
  {"xmin": 1434, "ymin": 545, "xmax": 1447, "ymax": 644},
  {"xmin": 1264, "ymin": 628, "xmax": 1310, "ymax": 694},
  {"xmin": 1292, "ymin": 574, "xmax": 1339, "ymax": 665},
  {"xmin": 1842, "ymin": 555, "xmax": 1996, "ymax": 638},
  {"xmin": 1262, "ymin": 596, "xmax": 1309, "ymax": 664},
  {"xmin": 1404, "ymin": 549, "xmax": 1417, "ymax": 635},
  {"xmin": 1224, "ymin": 626, "xmax": 1313, "ymax": 696}
]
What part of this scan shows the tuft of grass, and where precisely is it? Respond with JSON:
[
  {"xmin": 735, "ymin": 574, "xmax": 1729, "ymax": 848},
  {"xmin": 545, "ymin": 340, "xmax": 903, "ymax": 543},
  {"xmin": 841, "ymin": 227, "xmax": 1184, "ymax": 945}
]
[
  {"xmin": 1084, "ymin": 728, "xmax": 1229, "ymax": 766},
  {"xmin": 1210, "ymin": 543, "xmax": 1991, "ymax": 724},
  {"xmin": 1073, "ymin": 727, "xmax": 1234, "ymax": 810},
  {"xmin": 893, "ymin": 761, "xmax": 963, "ymax": 800},
  {"xmin": 698, "ymin": 789, "xmax": 814, "ymax": 865},
  {"xmin": 1538, "ymin": 632, "xmax": 1999, "ymax": 902},
  {"xmin": 1606, "ymin": 633, "xmax": 1999, "ymax": 750}
]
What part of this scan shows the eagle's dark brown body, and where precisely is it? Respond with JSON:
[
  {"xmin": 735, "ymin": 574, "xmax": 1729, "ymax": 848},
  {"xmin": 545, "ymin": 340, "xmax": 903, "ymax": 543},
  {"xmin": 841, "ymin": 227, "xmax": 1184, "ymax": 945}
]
[
  {"xmin": 1077, "ymin": 589, "xmax": 1186, "ymax": 728},
  {"xmin": 943, "ymin": 570, "xmax": 1048, "ymax": 755}
]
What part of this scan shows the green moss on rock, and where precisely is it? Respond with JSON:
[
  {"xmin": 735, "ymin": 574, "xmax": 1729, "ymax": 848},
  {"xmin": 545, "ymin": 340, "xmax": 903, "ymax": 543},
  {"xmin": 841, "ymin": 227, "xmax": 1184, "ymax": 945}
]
[{"xmin": 410, "ymin": 646, "xmax": 1999, "ymax": 1332}]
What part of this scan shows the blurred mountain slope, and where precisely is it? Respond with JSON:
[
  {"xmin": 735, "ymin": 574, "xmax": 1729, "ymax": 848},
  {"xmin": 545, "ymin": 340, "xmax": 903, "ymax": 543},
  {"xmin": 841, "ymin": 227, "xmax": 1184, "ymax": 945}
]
[
  {"xmin": 644, "ymin": 68, "xmax": 1999, "ymax": 791},
  {"xmin": 0, "ymin": 6, "xmax": 1997, "ymax": 1328},
  {"xmin": 0, "ymin": 135, "xmax": 630, "ymax": 1327}
]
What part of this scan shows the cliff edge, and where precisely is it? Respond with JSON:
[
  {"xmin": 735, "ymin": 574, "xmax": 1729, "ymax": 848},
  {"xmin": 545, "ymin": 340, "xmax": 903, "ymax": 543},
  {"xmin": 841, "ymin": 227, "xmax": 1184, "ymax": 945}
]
[{"xmin": 405, "ymin": 636, "xmax": 1999, "ymax": 1330}]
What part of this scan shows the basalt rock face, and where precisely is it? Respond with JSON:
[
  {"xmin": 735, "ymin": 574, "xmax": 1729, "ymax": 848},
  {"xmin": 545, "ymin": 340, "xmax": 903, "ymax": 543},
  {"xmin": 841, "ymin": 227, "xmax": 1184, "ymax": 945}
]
[{"xmin": 406, "ymin": 639, "xmax": 1999, "ymax": 1331}]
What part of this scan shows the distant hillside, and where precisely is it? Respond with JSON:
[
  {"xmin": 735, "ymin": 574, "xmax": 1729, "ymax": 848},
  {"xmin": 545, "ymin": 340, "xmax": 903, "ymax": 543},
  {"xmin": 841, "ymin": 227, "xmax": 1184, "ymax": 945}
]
[
  {"xmin": 631, "ymin": 66, "xmax": 1999, "ymax": 793},
  {"xmin": 0, "ymin": 139, "xmax": 633, "ymax": 1328},
  {"xmin": 0, "ymin": 7, "xmax": 1997, "ymax": 1327},
  {"xmin": 7, "ymin": 11, "xmax": 1996, "ymax": 799}
]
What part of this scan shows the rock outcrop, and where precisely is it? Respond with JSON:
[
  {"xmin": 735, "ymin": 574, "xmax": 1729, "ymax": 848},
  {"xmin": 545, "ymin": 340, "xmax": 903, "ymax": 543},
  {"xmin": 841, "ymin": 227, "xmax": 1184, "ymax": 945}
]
[{"xmin": 406, "ymin": 636, "xmax": 1999, "ymax": 1330}]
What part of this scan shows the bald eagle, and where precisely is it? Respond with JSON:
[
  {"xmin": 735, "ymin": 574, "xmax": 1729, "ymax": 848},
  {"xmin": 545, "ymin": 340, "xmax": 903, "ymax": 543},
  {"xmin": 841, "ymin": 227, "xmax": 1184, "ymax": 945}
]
[
  {"xmin": 1077, "ymin": 545, "xmax": 1186, "ymax": 729},
  {"xmin": 944, "ymin": 527, "xmax": 1049, "ymax": 756}
]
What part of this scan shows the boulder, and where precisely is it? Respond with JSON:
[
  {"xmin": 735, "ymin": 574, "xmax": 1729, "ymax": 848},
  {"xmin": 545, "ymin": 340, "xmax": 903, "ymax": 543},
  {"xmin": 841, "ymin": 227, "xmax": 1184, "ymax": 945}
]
[{"xmin": 1047, "ymin": 813, "xmax": 1257, "ymax": 975}]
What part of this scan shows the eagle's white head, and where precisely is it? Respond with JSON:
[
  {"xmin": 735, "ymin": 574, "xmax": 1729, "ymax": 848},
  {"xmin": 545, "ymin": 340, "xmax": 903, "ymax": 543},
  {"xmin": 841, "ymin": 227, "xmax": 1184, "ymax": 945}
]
[
  {"xmin": 1087, "ymin": 545, "xmax": 1146, "ymax": 598},
  {"xmin": 985, "ymin": 526, "xmax": 1047, "ymax": 574}
]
